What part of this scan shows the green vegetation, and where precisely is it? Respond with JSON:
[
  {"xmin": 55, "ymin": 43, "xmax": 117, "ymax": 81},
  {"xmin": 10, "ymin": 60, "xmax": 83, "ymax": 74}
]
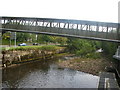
[
  {"xmin": 101, "ymin": 41, "xmax": 119, "ymax": 57},
  {"xmin": 2, "ymin": 32, "xmax": 67, "ymax": 45},
  {"xmin": 66, "ymin": 38, "xmax": 101, "ymax": 59},
  {"xmin": 66, "ymin": 37, "xmax": 119, "ymax": 59},
  {"xmin": 2, "ymin": 31, "xmax": 118, "ymax": 59},
  {"xmin": 16, "ymin": 32, "xmax": 36, "ymax": 42},
  {"xmin": 2, "ymin": 39, "xmax": 16, "ymax": 45},
  {"xmin": 3, "ymin": 45, "xmax": 62, "ymax": 51},
  {"xmin": 37, "ymin": 35, "xmax": 67, "ymax": 45}
]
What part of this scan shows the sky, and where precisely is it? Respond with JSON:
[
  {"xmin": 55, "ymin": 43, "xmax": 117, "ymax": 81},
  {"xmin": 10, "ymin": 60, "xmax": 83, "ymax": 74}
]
[{"xmin": 0, "ymin": 0, "xmax": 120, "ymax": 23}]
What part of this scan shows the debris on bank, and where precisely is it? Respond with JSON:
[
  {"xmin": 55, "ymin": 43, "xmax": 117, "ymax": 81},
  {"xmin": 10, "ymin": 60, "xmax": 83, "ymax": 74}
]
[{"xmin": 57, "ymin": 57, "xmax": 115, "ymax": 75}]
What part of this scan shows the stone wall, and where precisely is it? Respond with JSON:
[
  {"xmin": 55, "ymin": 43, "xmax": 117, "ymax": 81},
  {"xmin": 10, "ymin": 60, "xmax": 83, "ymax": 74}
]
[{"xmin": 2, "ymin": 48, "xmax": 64, "ymax": 67}]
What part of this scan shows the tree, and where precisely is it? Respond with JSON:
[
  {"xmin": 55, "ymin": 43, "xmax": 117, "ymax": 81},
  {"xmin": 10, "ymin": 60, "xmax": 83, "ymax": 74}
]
[
  {"xmin": 16, "ymin": 32, "xmax": 36, "ymax": 42},
  {"xmin": 2, "ymin": 32, "xmax": 10, "ymax": 40},
  {"xmin": 49, "ymin": 36, "xmax": 67, "ymax": 45},
  {"xmin": 101, "ymin": 41, "xmax": 118, "ymax": 57},
  {"xmin": 66, "ymin": 38, "xmax": 100, "ymax": 58}
]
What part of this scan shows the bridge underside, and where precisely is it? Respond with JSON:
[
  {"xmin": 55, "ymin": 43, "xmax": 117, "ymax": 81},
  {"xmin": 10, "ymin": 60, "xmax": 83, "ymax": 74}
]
[{"xmin": 0, "ymin": 17, "xmax": 120, "ymax": 42}]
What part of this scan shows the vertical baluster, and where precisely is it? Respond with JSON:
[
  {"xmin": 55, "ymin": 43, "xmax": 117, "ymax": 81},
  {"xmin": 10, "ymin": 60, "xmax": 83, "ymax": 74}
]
[
  {"xmin": 96, "ymin": 25, "xmax": 99, "ymax": 37},
  {"xmin": 67, "ymin": 23, "xmax": 69, "ymax": 29},
  {"xmin": 106, "ymin": 26, "xmax": 108, "ymax": 39}
]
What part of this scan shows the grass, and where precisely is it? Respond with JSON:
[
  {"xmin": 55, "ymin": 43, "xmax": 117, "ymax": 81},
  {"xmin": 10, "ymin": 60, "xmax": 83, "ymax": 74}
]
[
  {"xmin": 2, "ymin": 39, "xmax": 27, "ymax": 45},
  {"xmin": 2, "ymin": 45, "xmax": 64, "ymax": 51}
]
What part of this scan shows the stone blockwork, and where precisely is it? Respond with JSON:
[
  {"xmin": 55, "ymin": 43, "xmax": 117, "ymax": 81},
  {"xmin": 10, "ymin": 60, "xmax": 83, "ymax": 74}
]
[{"xmin": 2, "ymin": 48, "xmax": 64, "ymax": 67}]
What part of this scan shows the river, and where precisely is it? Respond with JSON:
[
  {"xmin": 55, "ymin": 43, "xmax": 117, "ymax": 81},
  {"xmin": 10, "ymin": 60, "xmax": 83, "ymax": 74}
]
[{"xmin": 2, "ymin": 57, "xmax": 99, "ymax": 88}]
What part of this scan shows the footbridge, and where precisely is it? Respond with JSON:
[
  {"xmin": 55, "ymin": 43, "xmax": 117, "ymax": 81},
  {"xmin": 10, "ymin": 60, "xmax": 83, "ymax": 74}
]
[{"xmin": 0, "ymin": 16, "xmax": 120, "ymax": 42}]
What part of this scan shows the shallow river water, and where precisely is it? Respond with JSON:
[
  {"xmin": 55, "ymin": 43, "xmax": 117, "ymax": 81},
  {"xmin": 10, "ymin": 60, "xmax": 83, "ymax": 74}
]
[{"xmin": 2, "ymin": 57, "xmax": 99, "ymax": 88}]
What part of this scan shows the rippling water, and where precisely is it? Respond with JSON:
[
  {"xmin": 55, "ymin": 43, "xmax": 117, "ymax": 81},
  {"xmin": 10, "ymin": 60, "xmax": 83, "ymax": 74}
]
[{"xmin": 2, "ymin": 58, "xmax": 99, "ymax": 88}]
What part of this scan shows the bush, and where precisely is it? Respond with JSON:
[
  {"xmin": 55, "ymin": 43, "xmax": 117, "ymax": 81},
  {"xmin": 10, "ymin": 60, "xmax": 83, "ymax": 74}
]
[
  {"xmin": 67, "ymin": 38, "xmax": 102, "ymax": 59},
  {"xmin": 86, "ymin": 52, "xmax": 101, "ymax": 59}
]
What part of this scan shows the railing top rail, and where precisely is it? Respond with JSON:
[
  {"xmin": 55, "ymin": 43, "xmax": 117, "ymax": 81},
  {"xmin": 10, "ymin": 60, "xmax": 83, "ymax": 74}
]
[{"xmin": 1, "ymin": 16, "xmax": 120, "ymax": 28}]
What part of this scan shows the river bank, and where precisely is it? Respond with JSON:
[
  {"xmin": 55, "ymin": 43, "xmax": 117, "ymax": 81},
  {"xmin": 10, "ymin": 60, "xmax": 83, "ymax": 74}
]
[
  {"xmin": 57, "ymin": 56, "xmax": 115, "ymax": 75},
  {"xmin": 2, "ymin": 53, "xmax": 72, "ymax": 69},
  {"xmin": 2, "ymin": 45, "xmax": 116, "ymax": 76},
  {"xmin": 2, "ymin": 45, "xmax": 66, "ymax": 68}
]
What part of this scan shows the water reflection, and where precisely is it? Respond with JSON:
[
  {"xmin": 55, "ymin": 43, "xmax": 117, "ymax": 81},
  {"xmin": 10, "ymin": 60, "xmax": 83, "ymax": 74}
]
[{"xmin": 2, "ymin": 58, "xmax": 99, "ymax": 88}]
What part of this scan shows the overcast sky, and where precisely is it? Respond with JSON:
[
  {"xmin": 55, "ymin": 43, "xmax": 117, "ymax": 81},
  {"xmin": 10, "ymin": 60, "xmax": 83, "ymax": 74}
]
[{"xmin": 1, "ymin": 0, "xmax": 119, "ymax": 23}]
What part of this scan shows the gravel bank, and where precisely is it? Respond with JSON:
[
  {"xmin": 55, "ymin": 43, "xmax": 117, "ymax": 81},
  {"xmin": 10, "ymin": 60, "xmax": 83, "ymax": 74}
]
[{"xmin": 58, "ymin": 57, "xmax": 115, "ymax": 75}]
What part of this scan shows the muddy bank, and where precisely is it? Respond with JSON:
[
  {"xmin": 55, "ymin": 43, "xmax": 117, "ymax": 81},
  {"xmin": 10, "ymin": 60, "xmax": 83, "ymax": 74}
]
[{"xmin": 57, "ymin": 56, "xmax": 115, "ymax": 75}]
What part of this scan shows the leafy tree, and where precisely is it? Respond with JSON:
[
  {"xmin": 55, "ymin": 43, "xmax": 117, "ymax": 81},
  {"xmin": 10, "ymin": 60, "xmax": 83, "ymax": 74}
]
[
  {"xmin": 49, "ymin": 36, "xmax": 67, "ymax": 45},
  {"xmin": 101, "ymin": 41, "xmax": 118, "ymax": 57},
  {"xmin": 37, "ymin": 35, "xmax": 67, "ymax": 45},
  {"xmin": 16, "ymin": 33, "xmax": 28, "ymax": 42},
  {"xmin": 16, "ymin": 32, "xmax": 36, "ymax": 42},
  {"xmin": 66, "ymin": 38, "xmax": 101, "ymax": 58},
  {"xmin": 37, "ymin": 34, "xmax": 51, "ymax": 44},
  {"xmin": 2, "ymin": 32, "xmax": 10, "ymax": 40},
  {"xmin": 67, "ymin": 38, "xmax": 82, "ymax": 53}
]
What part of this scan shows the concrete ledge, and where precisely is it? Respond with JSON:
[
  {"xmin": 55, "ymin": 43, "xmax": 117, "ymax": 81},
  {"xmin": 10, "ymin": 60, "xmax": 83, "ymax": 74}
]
[
  {"xmin": 113, "ymin": 55, "xmax": 120, "ymax": 60},
  {"xmin": 98, "ymin": 72, "xmax": 120, "ymax": 90}
]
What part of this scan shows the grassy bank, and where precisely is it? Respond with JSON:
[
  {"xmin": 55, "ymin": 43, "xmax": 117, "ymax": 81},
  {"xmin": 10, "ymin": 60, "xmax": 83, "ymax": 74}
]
[{"xmin": 2, "ymin": 45, "xmax": 64, "ymax": 51}]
